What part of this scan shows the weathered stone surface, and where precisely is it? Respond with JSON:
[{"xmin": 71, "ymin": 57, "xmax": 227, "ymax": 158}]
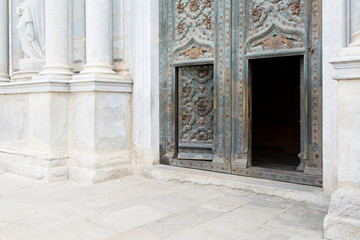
[
  {"xmin": 324, "ymin": 188, "xmax": 360, "ymax": 240},
  {"xmin": 0, "ymin": 172, "xmax": 327, "ymax": 240},
  {"xmin": 109, "ymin": 228, "xmax": 162, "ymax": 240},
  {"xmin": 143, "ymin": 165, "xmax": 330, "ymax": 209},
  {"xmin": 93, "ymin": 205, "xmax": 169, "ymax": 233}
]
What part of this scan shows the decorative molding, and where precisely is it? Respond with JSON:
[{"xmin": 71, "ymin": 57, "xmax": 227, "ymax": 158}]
[
  {"xmin": 0, "ymin": 74, "xmax": 133, "ymax": 94},
  {"xmin": 245, "ymin": 22, "xmax": 305, "ymax": 53},
  {"xmin": 0, "ymin": 79, "xmax": 69, "ymax": 94},
  {"xmin": 330, "ymin": 55, "xmax": 360, "ymax": 80},
  {"xmin": 70, "ymin": 76, "xmax": 133, "ymax": 93},
  {"xmin": 173, "ymin": 36, "xmax": 214, "ymax": 61}
]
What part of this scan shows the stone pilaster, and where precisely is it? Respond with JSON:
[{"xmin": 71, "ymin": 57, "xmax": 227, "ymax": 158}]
[
  {"xmin": 0, "ymin": 0, "xmax": 10, "ymax": 82},
  {"xmin": 324, "ymin": 32, "xmax": 360, "ymax": 240},
  {"xmin": 130, "ymin": 0, "xmax": 160, "ymax": 167},
  {"xmin": 39, "ymin": 0, "xmax": 72, "ymax": 78}
]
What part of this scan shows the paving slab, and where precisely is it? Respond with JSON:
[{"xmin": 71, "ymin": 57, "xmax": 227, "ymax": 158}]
[
  {"xmin": 0, "ymin": 172, "xmax": 328, "ymax": 240},
  {"xmin": 93, "ymin": 205, "xmax": 169, "ymax": 233},
  {"xmin": 144, "ymin": 206, "xmax": 223, "ymax": 237}
]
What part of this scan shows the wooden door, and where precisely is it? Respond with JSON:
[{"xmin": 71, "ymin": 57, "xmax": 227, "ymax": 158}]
[
  {"xmin": 160, "ymin": 0, "xmax": 232, "ymax": 173},
  {"xmin": 159, "ymin": 0, "xmax": 322, "ymax": 186}
]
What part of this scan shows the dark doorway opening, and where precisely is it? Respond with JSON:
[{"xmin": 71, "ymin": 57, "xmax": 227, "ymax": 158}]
[{"xmin": 251, "ymin": 56, "xmax": 301, "ymax": 171}]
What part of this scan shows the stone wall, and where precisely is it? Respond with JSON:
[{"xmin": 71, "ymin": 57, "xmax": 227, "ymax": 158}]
[{"xmin": 0, "ymin": 0, "xmax": 138, "ymax": 183}]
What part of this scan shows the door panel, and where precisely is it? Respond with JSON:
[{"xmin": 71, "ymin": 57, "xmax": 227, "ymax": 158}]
[
  {"xmin": 178, "ymin": 65, "xmax": 215, "ymax": 161},
  {"xmin": 160, "ymin": 0, "xmax": 231, "ymax": 173}
]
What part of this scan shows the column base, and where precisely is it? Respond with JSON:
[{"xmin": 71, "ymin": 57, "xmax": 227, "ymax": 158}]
[
  {"xmin": 0, "ymin": 73, "xmax": 10, "ymax": 82},
  {"xmin": 324, "ymin": 188, "xmax": 360, "ymax": 240},
  {"xmin": 39, "ymin": 64, "xmax": 73, "ymax": 79},
  {"xmin": 12, "ymin": 70, "xmax": 40, "ymax": 82},
  {"xmin": 340, "ymin": 47, "xmax": 360, "ymax": 57},
  {"xmin": 80, "ymin": 62, "xmax": 116, "ymax": 75}
]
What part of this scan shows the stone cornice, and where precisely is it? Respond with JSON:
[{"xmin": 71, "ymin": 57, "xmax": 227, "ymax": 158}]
[
  {"xmin": 71, "ymin": 73, "xmax": 133, "ymax": 93},
  {"xmin": 0, "ymin": 74, "xmax": 133, "ymax": 94},
  {"xmin": 330, "ymin": 55, "xmax": 360, "ymax": 81}
]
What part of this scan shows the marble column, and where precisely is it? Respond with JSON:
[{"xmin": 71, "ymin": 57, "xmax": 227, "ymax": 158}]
[
  {"xmin": 81, "ymin": 0, "xmax": 115, "ymax": 75},
  {"xmin": 0, "ymin": 0, "xmax": 10, "ymax": 81},
  {"xmin": 350, "ymin": 0, "xmax": 360, "ymax": 44},
  {"xmin": 324, "ymin": 32, "xmax": 360, "ymax": 240},
  {"xmin": 39, "ymin": 0, "xmax": 72, "ymax": 77}
]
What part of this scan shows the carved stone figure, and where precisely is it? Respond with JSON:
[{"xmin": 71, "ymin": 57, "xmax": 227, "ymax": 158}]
[{"xmin": 16, "ymin": 0, "xmax": 45, "ymax": 61}]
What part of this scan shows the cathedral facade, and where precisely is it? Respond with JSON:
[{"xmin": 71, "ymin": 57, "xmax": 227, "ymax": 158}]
[{"xmin": 0, "ymin": 0, "xmax": 359, "ymax": 238}]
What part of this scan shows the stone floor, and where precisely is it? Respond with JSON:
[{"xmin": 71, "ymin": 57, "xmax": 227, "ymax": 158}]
[{"xmin": 0, "ymin": 171, "xmax": 328, "ymax": 240}]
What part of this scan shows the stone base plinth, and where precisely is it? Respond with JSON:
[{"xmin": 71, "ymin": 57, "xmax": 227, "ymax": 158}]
[
  {"xmin": 324, "ymin": 188, "xmax": 360, "ymax": 240},
  {"xmin": 0, "ymin": 147, "xmax": 68, "ymax": 182},
  {"xmin": 0, "ymin": 75, "xmax": 133, "ymax": 183},
  {"xmin": 68, "ymin": 164, "xmax": 132, "ymax": 183},
  {"xmin": 11, "ymin": 70, "xmax": 40, "ymax": 81}
]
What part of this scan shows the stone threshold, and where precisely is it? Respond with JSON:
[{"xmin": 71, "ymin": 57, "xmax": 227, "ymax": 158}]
[{"xmin": 142, "ymin": 165, "xmax": 330, "ymax": 210}]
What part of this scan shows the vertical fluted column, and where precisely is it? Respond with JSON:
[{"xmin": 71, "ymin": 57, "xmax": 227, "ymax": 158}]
[
  {"xmin": 81, "ymin": 0, "xmax": 115, "ymax": 74},
  {"xmin": 39, "ymin": 0, "xmax": 72, "ymax": 77},
  {"xmin": 0, "ymin": 0, "xmax": 10, "ymax": 81},
  {"xmin": 350, "ymin": 0, "xmax": 360, "ymax": 44}
]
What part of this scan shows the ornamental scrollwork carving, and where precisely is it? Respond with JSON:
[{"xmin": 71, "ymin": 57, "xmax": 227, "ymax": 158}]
[
  {"xmin": 204, "ymin": 16, "xmax": 212, "ymax": 30},
  {"xmin": 196, "ymin": 131, "xmax": 209, "ymax": 141},
  {"xmin": 178, "ymin": 65, "xmax": 214, "ymax": 145},
  {"xmin": 250, "ymin": 0, "xmax": 305, "ymax": 31},
  {"xmin": 177, "ymin": 21, "xmax": 185, "ymax": 35},
  {"xmin": 247, "ymin": 0, "xmax": 306, "ymax": 53},
  {"xmin": 181, "ymin": 84, "xmax": 191, "ymax": 98},
  {"xmin": 189, "ymin": 0, "xmax": 200, "ymax": 12},
  {"xmin": 175, "ymin": 0, "xmax": 214, "ymax": 49},
  {"xmin": 195, "ymin": 97, "xmax": 213, "ymax": 116},
  {"xmin": 262, "ymin": 35, "xmax": 293, "ymax": 50},
  {"xmin": 252, "ymin": 7, "xmax": 263, "ymax": 23},
  {"xmin": 180, "ymin": 47, "xmax": 208, "ymax": 60},
  {"xmin": 181, "ymin": 113, "xmax": 191, "ymax": 125},
  {"xmin": 176, "ymin": 2, "xmax": 185, "ymax": 14},
  {"xmin": 290, "ymin": 0, "xmax": 301, "ymax": 16},
  {"xmin": 205, "ymin": 0, "xmax": 213, "ymax": 8}
]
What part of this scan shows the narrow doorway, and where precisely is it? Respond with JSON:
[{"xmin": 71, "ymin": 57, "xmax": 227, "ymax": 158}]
[{"xmin": 251, "ymin": 56, "xmax": 301, "ymax": 171}]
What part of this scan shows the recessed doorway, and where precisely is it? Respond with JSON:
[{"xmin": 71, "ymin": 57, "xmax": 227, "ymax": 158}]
[{"xmin": 251, "ymin": 56, "xmax": 302, "ymax": 171}]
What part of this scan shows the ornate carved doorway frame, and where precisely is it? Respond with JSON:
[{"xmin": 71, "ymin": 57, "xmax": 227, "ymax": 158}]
[
  {"xmin": 159, "ymin": 0, "xmax": 322, "ymax": 186},
  {"xmin": 160, "ymin": 0, "xmax": 232, "ymax": 174}
]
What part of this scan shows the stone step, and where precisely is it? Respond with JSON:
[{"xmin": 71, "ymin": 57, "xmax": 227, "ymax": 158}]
[{"xmin": 142, "ymin": 165, "xmax": 330, "ymax": 210}]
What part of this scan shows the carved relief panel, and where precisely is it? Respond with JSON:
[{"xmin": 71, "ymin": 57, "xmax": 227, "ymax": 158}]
[
  {"xmin": 174, "ymin": 0, "xmax": 215, "ymax": 62},
  {"xmin": 178, "ymin": 65, "xmax": 214, "ymax": 160},
  {"xmin": 160, "ymin": 0, "xmax": 232, "ymax": 173},
  {"xmin": 247, "ymin": 0, "xmax": 306, "ymax": 54}
]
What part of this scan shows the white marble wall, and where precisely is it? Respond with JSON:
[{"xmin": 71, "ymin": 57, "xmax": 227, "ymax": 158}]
[
  {"xmin": 128, "ymin": 0, "xmax": 160, "ymax": 168},
  {"xmin": 68, "ymin": 92, "xmax": 132, "ymax": 182},
  {"xmin": 0, "ymin": 0, "xmax": 134, "ymax": 183},
  {"xmin": 322, "ymin": 0, "xmax": 348, "ymax": 193},
  {"xmin": 324, "ymin": 47, "xmax": 360, "ymax": 240},
  {"xmin": 0, "ymin": 93, "xmax": 69, "ymax": 181}
]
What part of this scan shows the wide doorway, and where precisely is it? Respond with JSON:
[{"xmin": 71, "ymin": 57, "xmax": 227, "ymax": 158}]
[
  {"xmin": 159, "ymin": 0, "xmax": 323, "ymax": 186},
  {"xmin": 251, "ymin": 56, "xmax": 302, "ymax": 172}
]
